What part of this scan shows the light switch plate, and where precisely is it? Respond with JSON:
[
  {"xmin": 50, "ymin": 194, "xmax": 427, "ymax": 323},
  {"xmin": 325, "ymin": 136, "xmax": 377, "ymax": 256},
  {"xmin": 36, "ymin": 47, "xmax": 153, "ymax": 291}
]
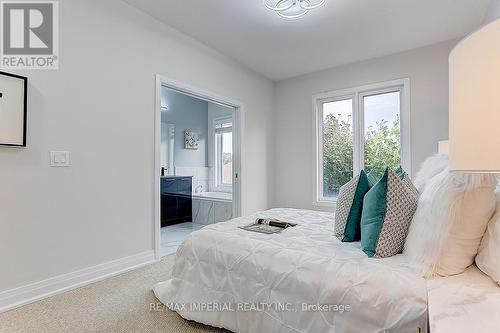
[{"xmin": 50, "ymin": 151, "xmax": 70, "ymax": 167}]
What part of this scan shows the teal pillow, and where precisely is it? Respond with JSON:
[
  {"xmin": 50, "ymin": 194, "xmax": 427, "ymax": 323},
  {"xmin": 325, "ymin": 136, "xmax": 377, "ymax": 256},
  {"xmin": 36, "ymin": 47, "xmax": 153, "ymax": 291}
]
[
  {"xmin": 334, "ymin": 170, "xmax": 371, "ymax": 242},
  {"xmin": 360, "ymin": 168, "xmax": 419, "ymax": 258},
  {"xmin": 395, "ymin": 165, "xmax": 405, "ymax": 179},
  {"xmin": 366, "ymin": 170, "xmax": 380, "ymax": 187},
  {"xmin": 367, "ymin": 166, "xmax": 404, "ymax": 186}
]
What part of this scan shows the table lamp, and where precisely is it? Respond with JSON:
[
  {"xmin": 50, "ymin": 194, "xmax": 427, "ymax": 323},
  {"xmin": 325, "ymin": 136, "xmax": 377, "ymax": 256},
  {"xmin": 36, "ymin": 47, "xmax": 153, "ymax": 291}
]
[{"xmin": 449, "ymin": 19, "xmax": 500, "ymax": 172}]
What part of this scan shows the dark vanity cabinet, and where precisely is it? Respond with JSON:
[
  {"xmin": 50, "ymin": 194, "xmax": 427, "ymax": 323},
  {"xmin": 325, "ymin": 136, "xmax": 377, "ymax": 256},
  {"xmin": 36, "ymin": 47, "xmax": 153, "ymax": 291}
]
[{"xmin": 161, "ymin": 176, "xmax": 192, "ymax": 227}]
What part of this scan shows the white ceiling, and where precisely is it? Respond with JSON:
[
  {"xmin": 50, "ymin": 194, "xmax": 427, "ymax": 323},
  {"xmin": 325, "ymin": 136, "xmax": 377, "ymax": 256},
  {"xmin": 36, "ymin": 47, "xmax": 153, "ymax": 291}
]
[{"xmin": 123, "ymin": 0, "xmax": 490, "ymax": 81}]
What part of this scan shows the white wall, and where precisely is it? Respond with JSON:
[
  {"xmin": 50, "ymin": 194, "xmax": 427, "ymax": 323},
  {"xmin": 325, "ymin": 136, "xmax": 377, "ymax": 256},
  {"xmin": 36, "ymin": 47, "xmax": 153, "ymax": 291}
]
[
  {"xmin": 484, "ymin": 0, "xmax": 500, "ymax": 23},
  {"xmin": 0, "ymin": 0, "xmax": 274, "ymax": 294},
  {"xmin": 273, "ymin": 40, "xmax": 456, "ymax": 210}
]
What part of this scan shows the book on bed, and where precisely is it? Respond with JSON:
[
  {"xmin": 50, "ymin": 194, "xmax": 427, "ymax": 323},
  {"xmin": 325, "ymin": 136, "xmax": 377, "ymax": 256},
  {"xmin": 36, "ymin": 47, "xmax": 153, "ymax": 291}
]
[{"xmin": 239, "ymin": 218, "xmax": 297, "ymax": 234}]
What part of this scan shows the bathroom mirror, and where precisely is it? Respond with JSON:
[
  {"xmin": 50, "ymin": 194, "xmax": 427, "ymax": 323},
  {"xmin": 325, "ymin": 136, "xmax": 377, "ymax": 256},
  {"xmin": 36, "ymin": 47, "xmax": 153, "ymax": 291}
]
[{"xmin": 161, "ymin": 123, "xmax": 175, "ymax": 175}]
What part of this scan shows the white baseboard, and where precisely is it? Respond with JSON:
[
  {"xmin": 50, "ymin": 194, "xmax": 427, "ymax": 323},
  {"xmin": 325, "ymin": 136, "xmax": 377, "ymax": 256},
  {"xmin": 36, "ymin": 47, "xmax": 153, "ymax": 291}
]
[{"xmin": 0, "ymin": 250, "xmax": 156, "ymax": 314}]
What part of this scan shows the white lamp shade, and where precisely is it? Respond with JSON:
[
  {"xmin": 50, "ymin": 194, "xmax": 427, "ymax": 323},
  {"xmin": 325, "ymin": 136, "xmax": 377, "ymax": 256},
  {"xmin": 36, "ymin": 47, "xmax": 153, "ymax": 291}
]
[
  {"xmin": 438, "ymin": 140, "xmax": 449, "ymax": 155},
  {"xmin": 449, "ymin": 18, "xmax": 500, "ymax": 172}
]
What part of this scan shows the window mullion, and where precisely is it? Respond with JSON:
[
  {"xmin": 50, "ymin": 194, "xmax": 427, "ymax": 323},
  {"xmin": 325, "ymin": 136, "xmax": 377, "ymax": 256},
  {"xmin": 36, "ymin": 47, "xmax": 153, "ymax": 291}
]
[
  {"xmin": 318, "ymin": 101, "xmax": 325, "ymax": 201},
  {"xmin": 217, "ymin": 133, "xmax": 222, "ymax": 186},
  {"xmin": 352, "ymin": 93, "xmax": 362, "ymax": 175},
  {"xmin": 358, "ymin": 92, "xmax": 365, "ymax": 172}
]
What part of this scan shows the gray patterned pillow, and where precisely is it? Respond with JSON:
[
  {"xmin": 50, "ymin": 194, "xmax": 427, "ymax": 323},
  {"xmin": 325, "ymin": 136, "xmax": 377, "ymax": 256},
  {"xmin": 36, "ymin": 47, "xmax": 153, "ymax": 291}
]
[
  {"xmin": 334, "ymin": 170, "xmax": 371, "ymax": 242},
  {"xmin": 360, "ymin": 168, "xmax": 419, "ymax": 258}
]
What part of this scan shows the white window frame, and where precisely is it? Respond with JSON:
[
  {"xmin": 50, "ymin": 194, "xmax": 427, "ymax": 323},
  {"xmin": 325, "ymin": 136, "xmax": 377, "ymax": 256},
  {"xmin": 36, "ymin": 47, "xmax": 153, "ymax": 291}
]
[
  {"xmin": 213, "ymin": 116, "xmax": 233, "ymax": 192},
  {"xmin": 312, "ymin": 78, "xmax": 411, "ymax": 208}
]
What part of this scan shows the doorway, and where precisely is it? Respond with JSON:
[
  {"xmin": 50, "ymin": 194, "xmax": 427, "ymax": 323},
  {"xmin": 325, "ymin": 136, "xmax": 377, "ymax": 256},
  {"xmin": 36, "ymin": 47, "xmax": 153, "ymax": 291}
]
[{"xmin": 154, "ymin": 75, "xmax": 243, "ymax": 259}]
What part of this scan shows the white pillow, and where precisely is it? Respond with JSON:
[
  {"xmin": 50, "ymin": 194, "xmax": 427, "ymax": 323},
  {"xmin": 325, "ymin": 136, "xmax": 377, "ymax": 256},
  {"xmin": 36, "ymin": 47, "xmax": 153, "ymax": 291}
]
[
  {"xmin": 438, "ymin": 184, "xmax": 496, "ymax": 275},
  {"xmin": 404, "ymin": 155, "xmax": 497, "ymax": 277},
  {"xmin": 476, "ymin": 191, "xmax": 500, "ymax": 285}
]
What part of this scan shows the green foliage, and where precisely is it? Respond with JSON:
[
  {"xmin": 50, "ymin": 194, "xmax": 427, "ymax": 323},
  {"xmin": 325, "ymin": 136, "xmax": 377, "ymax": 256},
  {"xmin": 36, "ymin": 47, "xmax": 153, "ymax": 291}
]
[
  {"xmin": 223, "ymin": 152, "xmax": 232, "ymax": 165},
  {"xmin": 364, "ymin": 115, "xmax": 400, "ymax": 178},
  {"xmin": 322, "ymin": 114, "xmax": 353, "ymax": 196},
  {"xmin": 322, "ymin": 114, "xmax": 400, "ymax": 196}
]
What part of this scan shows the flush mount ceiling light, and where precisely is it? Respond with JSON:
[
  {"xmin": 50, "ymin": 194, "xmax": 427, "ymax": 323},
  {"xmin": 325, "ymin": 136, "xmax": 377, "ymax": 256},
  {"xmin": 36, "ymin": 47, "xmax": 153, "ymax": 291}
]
[{"xmin": 264, "ymin": 0, "xmax": 325, "ymax": 19}]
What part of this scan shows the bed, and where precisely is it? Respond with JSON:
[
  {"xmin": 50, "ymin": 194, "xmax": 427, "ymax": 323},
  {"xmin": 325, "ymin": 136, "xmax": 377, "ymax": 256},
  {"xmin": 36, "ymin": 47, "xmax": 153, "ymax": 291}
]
[{"xmin": 153, "ymin": 208, "xmax": 428, "ymax": 333}]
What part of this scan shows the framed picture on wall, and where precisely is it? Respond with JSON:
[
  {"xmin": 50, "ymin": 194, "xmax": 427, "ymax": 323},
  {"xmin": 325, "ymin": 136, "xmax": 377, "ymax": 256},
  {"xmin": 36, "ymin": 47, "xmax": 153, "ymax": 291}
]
[
  {"xmin": 184, "ymin": 129, "xmax": 200, "ymax": 150},
  {"xmin": 0, "ymin": 71, "xmax": 28, "ymax": 147}
]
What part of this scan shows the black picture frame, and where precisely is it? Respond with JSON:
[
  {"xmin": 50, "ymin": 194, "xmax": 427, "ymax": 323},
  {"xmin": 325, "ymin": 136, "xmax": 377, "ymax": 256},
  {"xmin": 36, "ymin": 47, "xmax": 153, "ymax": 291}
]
[{"xmin": 0, "ymin": 71, "xmax": 28, "ymax": 147}]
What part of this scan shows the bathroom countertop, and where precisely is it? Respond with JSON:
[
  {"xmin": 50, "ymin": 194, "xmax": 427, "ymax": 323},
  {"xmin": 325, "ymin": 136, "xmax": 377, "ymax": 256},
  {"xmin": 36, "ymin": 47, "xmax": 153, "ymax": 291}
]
[{"xmin": 160, "ymin": 175, "xmax": 193, "ymax": 178}]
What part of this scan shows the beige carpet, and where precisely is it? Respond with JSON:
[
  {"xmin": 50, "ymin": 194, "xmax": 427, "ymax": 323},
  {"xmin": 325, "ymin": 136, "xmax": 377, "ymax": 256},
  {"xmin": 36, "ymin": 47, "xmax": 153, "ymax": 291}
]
[{"xmin": 0, "ymin": 255, "xmax": 228, "ymax": 333}]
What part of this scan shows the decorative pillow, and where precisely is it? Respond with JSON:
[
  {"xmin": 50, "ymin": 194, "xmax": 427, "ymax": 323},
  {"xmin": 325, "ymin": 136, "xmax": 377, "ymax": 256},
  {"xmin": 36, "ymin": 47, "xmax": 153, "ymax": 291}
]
[
  {"xmin": 366, "ymin": 166, "xmax": 404, "ymax": 186},
  {"xmin": 334, "ymin": 170, "xmax": 371, "ymax": 242},
  {"xmin": 403, "ymin": 155, "xmax": 497, "ymax": 277},
  {"xmin": 395, "ymin": 165, "xmax": 404, "ymax": 178},
  {"xmin": 475, "ymin": 190, "xmax": 500, "ymax": 285},
  {"xmin": 360, "ymin": 168, "xmax": 419, "ymax": 258},
  {"xmin": 366, "ymin": 171, "xmax": 379, "ymax": 187}
]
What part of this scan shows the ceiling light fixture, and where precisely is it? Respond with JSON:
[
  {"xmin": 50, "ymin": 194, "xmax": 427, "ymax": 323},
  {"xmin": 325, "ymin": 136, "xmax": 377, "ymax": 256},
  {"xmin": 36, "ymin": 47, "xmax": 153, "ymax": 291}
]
[{"xmin": 264, "ymin": 0, "xmax": 325, "ymax": 19}]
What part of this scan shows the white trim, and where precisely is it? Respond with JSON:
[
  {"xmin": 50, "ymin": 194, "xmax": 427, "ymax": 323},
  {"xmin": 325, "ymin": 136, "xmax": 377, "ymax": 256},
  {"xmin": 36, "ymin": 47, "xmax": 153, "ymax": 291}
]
[
  {"xmin": 312, "ymin": 78, "xmax": 411, "ymax": 208},
  {"xmin": 214, "ymin": 116, "xmax": 234, "ymax": 191},
  {"xmin": 154, "ymin": 75, "xmax": 244, "ymax": 260},
  {"xmin": 208, "ymin": 116, "xmax": 233, "ymax": 193},
  {"xmin": 154, "ymin": 75, "xmax": 162, "ymax": 260},
  {"xmin": 400, "ymin": 78, "xmax": 412, "ymax": 176},
  {"xmin": 0, "ymin": 251, "xmax": 155, "ymax": 314}
]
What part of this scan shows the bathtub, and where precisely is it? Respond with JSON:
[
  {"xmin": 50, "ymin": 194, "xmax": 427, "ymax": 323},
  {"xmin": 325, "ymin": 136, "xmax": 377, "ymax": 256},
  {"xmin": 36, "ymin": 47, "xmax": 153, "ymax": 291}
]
[
  {"xmin": 193, "ymin": 191, "xmax": 232, "ymax": 202},
  {"xmin": 192, "ymin": 192, "xmax": 233, "ymax": 225}
]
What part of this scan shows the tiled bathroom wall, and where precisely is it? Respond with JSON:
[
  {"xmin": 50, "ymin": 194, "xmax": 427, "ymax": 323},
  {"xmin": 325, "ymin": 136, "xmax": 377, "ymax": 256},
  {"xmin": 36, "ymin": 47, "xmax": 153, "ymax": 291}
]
[
  {"xmin": 175, "ymin": 166, "xmax": 209, "ymax": 194},
  {"xmin": 208, "ymin": 166, "xmax": 216, "ymax": 192}
]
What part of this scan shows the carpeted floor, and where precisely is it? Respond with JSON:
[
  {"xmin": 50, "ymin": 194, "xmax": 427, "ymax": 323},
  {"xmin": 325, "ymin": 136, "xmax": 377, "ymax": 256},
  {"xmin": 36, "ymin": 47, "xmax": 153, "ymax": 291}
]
[{"xmin": 0, "ymin": 255, "xmax": 228, "ymax": 333}]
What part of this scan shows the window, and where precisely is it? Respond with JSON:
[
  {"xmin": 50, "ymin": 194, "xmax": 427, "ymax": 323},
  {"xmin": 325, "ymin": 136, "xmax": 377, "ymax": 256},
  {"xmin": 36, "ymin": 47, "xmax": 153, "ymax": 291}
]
[
  {"xmin": 215, "ymin": 118, "xmax": 233, "ymax": 189},
  {"xmin": 313, "ymin": 79, "xmax": 410, "ymax": 206},
  {"xmin": 363, "ymin": 91, "xmax": 401, "ymax": 179},
  {"xmin": 322, "ymin": 99, "xmax": 354, "ymax": 198}
]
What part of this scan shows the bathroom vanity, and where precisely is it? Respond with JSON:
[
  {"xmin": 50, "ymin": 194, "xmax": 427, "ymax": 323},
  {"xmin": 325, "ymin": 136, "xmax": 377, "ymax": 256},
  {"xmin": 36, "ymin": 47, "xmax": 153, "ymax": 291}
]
[{"xmin": 160, "ymin": 176, "xmax": 192, "ymax": 227}]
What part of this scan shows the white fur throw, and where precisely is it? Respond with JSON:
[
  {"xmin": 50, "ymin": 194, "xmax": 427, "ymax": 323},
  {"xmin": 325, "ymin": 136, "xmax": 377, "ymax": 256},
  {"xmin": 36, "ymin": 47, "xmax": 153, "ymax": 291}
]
[
  {"xmin": 412, "ymin": 153, "xmax": 449, "ymax": 193},
  {"xmin": 404, "ymin": 154, "xmax": 497, "ymax": 277}
]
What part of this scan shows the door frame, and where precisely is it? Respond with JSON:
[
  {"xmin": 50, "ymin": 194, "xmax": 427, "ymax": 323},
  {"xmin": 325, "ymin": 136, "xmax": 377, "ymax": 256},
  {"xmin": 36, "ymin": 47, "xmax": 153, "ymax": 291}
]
[{"xmin": 154, "ymin": 74, "xmax": 244, "ymax": 260}]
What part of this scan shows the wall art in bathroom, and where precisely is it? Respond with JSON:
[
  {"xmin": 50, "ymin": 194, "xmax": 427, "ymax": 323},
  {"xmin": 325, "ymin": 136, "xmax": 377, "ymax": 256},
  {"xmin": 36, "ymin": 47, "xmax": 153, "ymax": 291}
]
[{"xmin": 184, "ymin": 129, "xmax": 200, "ymax": 150}]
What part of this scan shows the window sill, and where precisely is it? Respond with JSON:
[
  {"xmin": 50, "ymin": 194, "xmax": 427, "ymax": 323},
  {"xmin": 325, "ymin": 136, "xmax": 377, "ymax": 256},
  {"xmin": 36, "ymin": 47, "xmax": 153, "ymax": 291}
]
[
  {"xmin": 213, "ymin": 186, "xmax": 232, "ymax": 193},
  {"xmin": 313, "ymin": 200, "xmax": 337, "ymax": 209}
]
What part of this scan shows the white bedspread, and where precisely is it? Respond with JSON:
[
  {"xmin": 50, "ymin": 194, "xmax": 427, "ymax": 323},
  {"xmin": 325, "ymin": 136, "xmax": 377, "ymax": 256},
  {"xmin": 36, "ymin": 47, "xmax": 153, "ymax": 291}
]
[{"xmin": 154, "ymin": 208, "xmax": 427, "ymax": 333}]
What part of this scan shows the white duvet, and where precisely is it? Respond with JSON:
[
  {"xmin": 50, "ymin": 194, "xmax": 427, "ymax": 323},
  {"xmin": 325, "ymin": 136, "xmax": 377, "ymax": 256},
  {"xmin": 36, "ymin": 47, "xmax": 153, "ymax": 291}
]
[{"xmin": 153, "ymin": 208, "xmax": 427, "ymax": 333}]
